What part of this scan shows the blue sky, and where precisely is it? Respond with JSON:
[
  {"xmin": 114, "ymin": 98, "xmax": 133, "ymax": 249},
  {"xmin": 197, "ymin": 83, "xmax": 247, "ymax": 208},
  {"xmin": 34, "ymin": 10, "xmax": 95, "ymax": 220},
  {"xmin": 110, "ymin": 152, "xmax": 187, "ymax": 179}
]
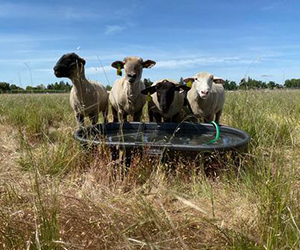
[{"xmin": 0, "ymin": 0, "xmax": 299, "ymax": 87}]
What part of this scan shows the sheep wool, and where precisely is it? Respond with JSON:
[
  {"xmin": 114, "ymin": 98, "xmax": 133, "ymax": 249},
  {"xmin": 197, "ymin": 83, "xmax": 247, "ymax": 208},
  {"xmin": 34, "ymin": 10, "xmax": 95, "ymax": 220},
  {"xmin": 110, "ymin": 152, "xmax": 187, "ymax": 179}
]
[
  {"xmin": 186, "ymin": 72, "xmax": 225, "ymax": 124},
  {"xmin": 54, "ymin": 53, "xmax": 108, "ymax": 126}
]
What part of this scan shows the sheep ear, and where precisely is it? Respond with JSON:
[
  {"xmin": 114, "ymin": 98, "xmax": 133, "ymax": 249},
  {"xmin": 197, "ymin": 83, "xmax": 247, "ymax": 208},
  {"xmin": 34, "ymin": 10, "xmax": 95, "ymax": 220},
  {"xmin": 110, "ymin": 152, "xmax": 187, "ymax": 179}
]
[
  {"xmin": 183, "ymin": 78, "xmax": 195, "ymax": 85},
  {"xmin": 143, "ymin": 60, "xmax": 156, "ymax": 69},
  {"xmin": 111, "ymin": 61, "xmax": 124, "ymax": 69},
  {"xmin": 71, "ymin": 57, "xmax": 85, "ymax": 67},
  {"xmin": 141, "ymin": 86, "xmax": 157, "ymax": 95},
  {"xmin": 183, "ymin": 78, "xmax": 195, "ymax": 83},
  {"xmin": 79, "ymin": 57, "xmax": 86, "ymax": 66},
  {"xmin": 213, "ymin": 77, "xmax": 225, "ymax": 84},
  {"xmin": 175, "ymin": 84, "xmax": 191, "ymax": 91}
]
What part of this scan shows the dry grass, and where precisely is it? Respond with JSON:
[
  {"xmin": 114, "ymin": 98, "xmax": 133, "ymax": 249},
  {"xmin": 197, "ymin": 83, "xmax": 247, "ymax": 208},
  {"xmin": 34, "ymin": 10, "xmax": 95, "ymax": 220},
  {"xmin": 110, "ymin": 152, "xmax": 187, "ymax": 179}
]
[{"xmin": 0, "ymin": 91, "xmax": 300, "ymax": 249}]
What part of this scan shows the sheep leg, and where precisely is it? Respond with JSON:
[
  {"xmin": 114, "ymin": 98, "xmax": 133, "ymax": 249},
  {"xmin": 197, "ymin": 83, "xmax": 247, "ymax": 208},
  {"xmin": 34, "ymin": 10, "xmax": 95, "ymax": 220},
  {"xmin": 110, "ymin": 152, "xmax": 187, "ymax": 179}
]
[
  {"xmin": 171, "ymin": 113, "xmax": 180, "ymax": 123},
  {"xmin": 103, "ymin": 107, "xmax": 108, "ymax": 123},
  {"xmin": 215, "ymin": 110, "xmax": 222, "ymax": 124},
  {"xmin": 165, "ymin": 113, "xmax": 179, "ymax": 122},
  {"xmin": 112, "ymin": 106, "xmax": 119, "ymax": 122},
  {"xmin": 149, "ymin": 110, "xmax": 154, "ymax": 122},
  {"xmin": 123, "ymin": 112, "xmax": 128, "ymax": 122},
  {"xmin": 148, "ymin": 104, "xmax": 154, "ymax": 122},
  {"xmin": 76, "ymin": 113, "xmax": 84, "ymax": 126},
  {"xmin": 153, "ymin": 112, "xmax": 162, "ymax": 122},
  {"xmin": 111, "ymin": 146, "xmax": 119, "ymax": 162},
  {"xmin": 204, "ymin": 115, "xmax": 214, "ymax": 123},
  {"xmin": 148, "ymin": 105, "xmax": 162, "ymax": 122},
  {"xmin": 90, "ymin": 114, "xmax": 99, "ymax": 125},
  {"xmin": 133, "ymin": 109, "xmax": 143, "ymax": 122}
]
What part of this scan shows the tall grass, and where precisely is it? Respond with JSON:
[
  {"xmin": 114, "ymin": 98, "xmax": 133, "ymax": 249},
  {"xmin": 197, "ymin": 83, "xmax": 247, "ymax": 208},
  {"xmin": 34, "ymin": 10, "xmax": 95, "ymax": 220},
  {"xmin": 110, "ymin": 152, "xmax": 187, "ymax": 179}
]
[
  {"xmin": 0, "ymin": 90, "xmax": 300, "ymax": 249},
  {"xmin": 0, "ymin": 94, "xmax": 73, "ymax": 138}
]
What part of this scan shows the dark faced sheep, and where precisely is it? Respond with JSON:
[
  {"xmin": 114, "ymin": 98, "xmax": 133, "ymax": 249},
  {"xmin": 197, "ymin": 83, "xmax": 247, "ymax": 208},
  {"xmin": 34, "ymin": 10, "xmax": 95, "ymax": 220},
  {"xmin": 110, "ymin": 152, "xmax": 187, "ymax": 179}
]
[
  {"xmin": 54, "ymin": 53, "xmax": 108, "ymax": 126},
  {"xmin": 141, "ymin": 79, "xmax": 190, "ymax": 122}
]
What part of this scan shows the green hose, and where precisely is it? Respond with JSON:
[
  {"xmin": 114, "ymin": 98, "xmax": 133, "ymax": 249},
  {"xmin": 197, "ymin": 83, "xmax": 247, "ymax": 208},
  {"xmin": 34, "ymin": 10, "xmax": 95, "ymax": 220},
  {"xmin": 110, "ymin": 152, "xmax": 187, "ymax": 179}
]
[{"xmin": 206, "ymin": 121, "xmax": 220, "ymax": 144}]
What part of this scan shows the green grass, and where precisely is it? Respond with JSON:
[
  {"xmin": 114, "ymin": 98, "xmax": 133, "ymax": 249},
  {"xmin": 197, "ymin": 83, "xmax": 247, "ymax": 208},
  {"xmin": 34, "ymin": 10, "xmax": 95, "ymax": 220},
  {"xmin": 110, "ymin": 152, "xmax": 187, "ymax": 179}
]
[
  {"xmin": 0, "ymin": 94, "xmax": 73, "ymax": 138},
  {"xmin": 0, "ymin": 90, "xmax": 300, "ymax": 249}
]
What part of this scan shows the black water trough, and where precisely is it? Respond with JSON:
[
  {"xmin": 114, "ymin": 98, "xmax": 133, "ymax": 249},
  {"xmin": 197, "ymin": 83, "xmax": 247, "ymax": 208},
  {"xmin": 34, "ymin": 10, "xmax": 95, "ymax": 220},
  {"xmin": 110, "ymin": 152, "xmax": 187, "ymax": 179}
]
[{"xmin": 74, "ymin": 122, "xmax": 250, "ymax": 156}]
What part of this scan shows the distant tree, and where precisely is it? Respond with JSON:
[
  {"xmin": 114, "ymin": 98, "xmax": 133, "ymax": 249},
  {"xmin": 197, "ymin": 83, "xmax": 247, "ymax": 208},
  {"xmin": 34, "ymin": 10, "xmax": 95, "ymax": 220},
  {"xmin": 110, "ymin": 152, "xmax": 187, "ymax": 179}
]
[
  {"xmin": 65, "ymin": 82, "xmax": 71, "ymax": 91},
  {"xmin": 249, "ymin": 77, "xmax": 266, "ymax": 89},
  {"xmin": 260, "ymin": 81, "xmax": 267, "ymax": 89},
  {"xmin": 0, "ymin": 82, "xmax": 11, "ymax": 92},
  {"xmin": 9, "ymin": 84, "xmax": 24, "ymax": 93},
  {"xmin": 284, "ymin": 79, "xmax": 300, "ymax": 88},
  {"xmin": 143, "ymin": 78, "xmax": 153, "ymax": 88},
  {"xmin": 267, "ymin": 81, "xmax": 277, "ymax": 89},
  {"xmin": 239, "ymin": 77, "xmax": 267, "ymax": 89},
  {"xmin": 179, "ymin": 77, "xmax": 184, "ymax": 85},
  {"xmin": 46, "ymin": 81, "xmax": 71, "ymax": 92},
  {"xmin": 10, "ymin": 84, "xmax": 23, "ymax": 90},
  {"xmin": 239, "ymin": 78, "xmax": 246, "ymax": 89},
  {"xmin": 223, "ymin": 80, "xmax": 237, "ymax": 90},
  {"xmin": 47, "ymin": 84, "xmax": 54, "ymax": 90},
  {"xmin": 36, "ymin": 84, "xmax": 46, "ymax": 90},
  {"xmin": 105, "ymin": 85, "xmax": 112, "ymax": 91}
]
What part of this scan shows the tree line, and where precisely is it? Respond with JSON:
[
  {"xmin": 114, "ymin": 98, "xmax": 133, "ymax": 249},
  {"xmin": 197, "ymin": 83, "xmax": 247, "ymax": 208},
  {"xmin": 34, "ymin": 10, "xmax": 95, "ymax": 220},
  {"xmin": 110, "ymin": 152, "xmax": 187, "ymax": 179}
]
[
  {"xmin": 1, "ymin": 78, "xmax": 300, "ymax": 93},
  {"xmin": 178, "ymin": 77, "xmax": 285, "ymax": 90}
]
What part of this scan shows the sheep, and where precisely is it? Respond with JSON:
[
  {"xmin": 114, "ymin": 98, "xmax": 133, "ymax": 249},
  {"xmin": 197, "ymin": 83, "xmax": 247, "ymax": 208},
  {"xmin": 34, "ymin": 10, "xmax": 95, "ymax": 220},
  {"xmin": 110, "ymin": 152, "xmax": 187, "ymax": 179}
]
[
  {"xmin": 53, "ymin": 53, "xmax": 108, "ymax": 126},
  {"xmin": 184, "ymin": 72, "xmax": 225, "ymax": 124},
  {"xmin": 141, "ymin": 79, "xmax": 190, "ymax": 122},
  {"xmin": 109, "ymin": 57, "xmax": 156, "ymax": 122}
]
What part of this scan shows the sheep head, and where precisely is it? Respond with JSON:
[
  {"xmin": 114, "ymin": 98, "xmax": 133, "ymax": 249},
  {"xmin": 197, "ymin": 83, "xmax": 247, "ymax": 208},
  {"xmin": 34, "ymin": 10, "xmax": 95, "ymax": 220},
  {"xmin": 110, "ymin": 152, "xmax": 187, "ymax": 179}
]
[
  {"xmin": 184, "ymin": 72, "xmax": 224, "ymax": 99},
  {"xmin": 54, "ymin": 53, "xmax": 86, "ymax": 79},
  {"xmin": 141, "ymin": 79, "xmax": 190, "ymax": 114},
  {"xmin": 112, "ymin": 57, "xmax": 156, "ymax": 84}
]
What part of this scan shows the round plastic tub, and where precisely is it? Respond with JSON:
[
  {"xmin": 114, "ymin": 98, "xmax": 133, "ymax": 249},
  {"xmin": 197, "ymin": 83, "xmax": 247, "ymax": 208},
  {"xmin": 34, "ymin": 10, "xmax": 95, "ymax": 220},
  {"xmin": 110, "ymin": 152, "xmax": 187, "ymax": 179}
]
[{"xmin": 74, "ymin": 122, "xmax": 250, "ymax": 155}]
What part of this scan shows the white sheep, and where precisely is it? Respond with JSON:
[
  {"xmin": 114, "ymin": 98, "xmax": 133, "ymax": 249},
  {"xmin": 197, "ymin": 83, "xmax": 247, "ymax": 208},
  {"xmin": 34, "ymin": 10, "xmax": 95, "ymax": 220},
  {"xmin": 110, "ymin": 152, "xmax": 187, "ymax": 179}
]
[
  {"xmin": 141, "ymin": 79, "xmax": 190, "ymax": 122},
  {"xmin": 109, "ymin": 56, "xmax": 156, "ymax": 122},
  {"xmin": 184, "ymin": 72, "xmax": 225, "ymax": 124},
  {"xmin": 54, "ymin": 53, "xmax": 108, "ymax": 126}
]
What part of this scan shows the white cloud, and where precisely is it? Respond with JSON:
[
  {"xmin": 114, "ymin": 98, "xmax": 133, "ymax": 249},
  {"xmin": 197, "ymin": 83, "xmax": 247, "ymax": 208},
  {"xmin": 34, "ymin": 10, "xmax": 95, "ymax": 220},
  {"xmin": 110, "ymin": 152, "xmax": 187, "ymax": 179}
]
[
  {"xmin": 0, "ymin": 57, "xmax": 58, "ymax": 66},
  {"xmin": 85, "ymin": 66, "xmax": 114, "ymax": 75},
  {"xmin": 0, "ymin": 34, "xmax": 74, "ymax": 44},
  {"xmin": 105, "ymin": 25, "xmax": 126, "ymax": 35},
  {"xmin": 35, "ymin": 69, "xmax": 54, "ymax": 74},
  {"xmin": 155, "ymin": 57, "xmax": 255, "ymax": 69},
  {"xmin": 260, "ymin": 2, "xmax": 281, "ymax": 11},
  {"xmin": 0, "ymin": 2, "xmax": 100, "ymax": 20}
]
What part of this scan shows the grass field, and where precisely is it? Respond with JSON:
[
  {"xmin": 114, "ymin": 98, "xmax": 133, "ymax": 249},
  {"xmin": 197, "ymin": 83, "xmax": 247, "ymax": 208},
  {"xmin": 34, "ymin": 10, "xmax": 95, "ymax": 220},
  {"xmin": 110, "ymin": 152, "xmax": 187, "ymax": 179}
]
[{"xmin": 0, "ymin": 90, "xmax": 300, "ymax": 249}]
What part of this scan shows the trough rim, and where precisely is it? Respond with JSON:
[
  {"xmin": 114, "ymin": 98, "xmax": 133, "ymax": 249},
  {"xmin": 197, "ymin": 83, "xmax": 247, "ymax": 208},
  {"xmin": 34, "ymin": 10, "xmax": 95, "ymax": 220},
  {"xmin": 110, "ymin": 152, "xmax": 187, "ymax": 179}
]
[{"xmin": 74, "ymin": 122, "xmax": 250, "ymax": 152}]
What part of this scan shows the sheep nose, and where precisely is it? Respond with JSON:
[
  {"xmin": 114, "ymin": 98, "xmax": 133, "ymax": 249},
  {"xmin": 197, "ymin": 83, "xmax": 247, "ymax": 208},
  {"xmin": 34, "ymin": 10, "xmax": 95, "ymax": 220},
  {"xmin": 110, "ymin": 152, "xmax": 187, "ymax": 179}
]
[
  {"xmin": 128, "ymin": 78, "xmax": 135, "ymax": 83},
  {"xmin": 161, "ymin": 104, "xmax": 167, "ymax": 112},
  {"xmin": 127, "ymin": 73, "xmax": 137, "ymax": 78},
  {"xmin": 53, "ymin": 66, "xmax": 57, "ymax": 71},
  {"xmin": 201, "ymin": 90, "xmax": 208, "ymax": 96}
]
